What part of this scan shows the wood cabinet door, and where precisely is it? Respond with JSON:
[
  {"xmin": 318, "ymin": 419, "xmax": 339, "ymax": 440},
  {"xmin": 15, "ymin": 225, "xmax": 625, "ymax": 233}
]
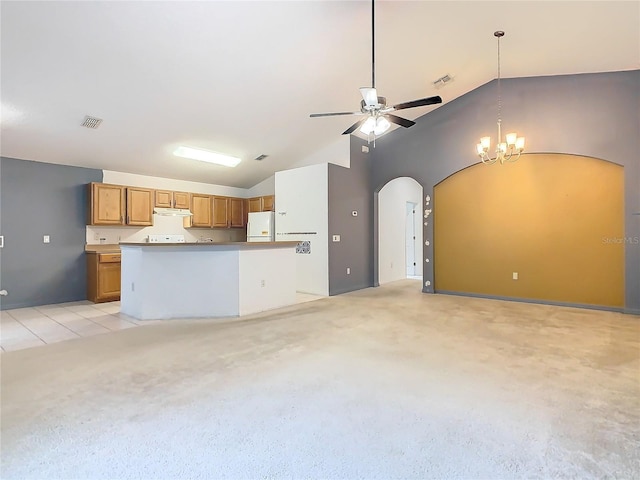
[
  {"xmin": 248, "ymin": 197, "xmax": 263, "ymax": 213},
  {"xmin": 173, "ymin": 191, "xmax": 191, "ymax": 209},
  {"xmin": 126, "ymin": 187, "xmax": 154, "ymax": 226},
  {"xmin": 212, "ymin": 196, "xmax": 230, "ymax": 227},
  {"xmin": 155, "ymin": 190, "xmax": 173, "ymax": 208},
  {"xmin": 91, "ymin": 183, "xmax": 125, "ymax": 225},
  {"xmin": 262, "ymin": 195, "xmax": 275, "ymax": 212},
  {"xmin": 191, "ymin": 194, "xmax": 212, "ymax": 227},
  {"xmin": 229, "ymin": 198, "xmax": 244, "ymax": 227},
  {"xmin": 98, "ymin": 262, "xmax": 121, "ymax": 300}
]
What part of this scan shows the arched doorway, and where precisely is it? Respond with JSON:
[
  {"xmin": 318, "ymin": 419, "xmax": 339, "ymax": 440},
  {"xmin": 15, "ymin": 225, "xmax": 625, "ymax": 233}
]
[{"xmin": 378, "ymin": 177, "xmax": 423, "ymax": 285}]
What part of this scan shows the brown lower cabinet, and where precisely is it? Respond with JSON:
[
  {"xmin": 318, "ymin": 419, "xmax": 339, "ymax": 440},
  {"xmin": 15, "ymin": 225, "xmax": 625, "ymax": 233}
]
[{"xmin": 87, "ymin": 252, "xmax": 121, "ymax": 303}]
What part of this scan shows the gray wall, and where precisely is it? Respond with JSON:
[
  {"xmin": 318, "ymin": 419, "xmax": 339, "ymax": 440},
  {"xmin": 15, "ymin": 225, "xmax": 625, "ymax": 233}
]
[
  {"xmin": 0, "ymin": 157, "xmax": 103, "ymax": 309},
  {"xmin": 327, "ymin": 139, "xmax": 373, "ymax": 295},
  {"xmin": 370, "ymin": 70, "xmax": 640, "ymax": 314}
]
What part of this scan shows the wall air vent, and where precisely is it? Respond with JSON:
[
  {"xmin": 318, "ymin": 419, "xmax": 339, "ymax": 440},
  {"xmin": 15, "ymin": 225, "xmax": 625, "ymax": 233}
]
[
  {"xmin": 81, "ymin": 116, "xmax": 103, "ymax": 129},
  {"xmin": 254, "ymin": 154, "xmax": 269, "ymax": 161},
  {"xmin": 432, "ymin": 74, "xmax": 454, "ymax": 89}
]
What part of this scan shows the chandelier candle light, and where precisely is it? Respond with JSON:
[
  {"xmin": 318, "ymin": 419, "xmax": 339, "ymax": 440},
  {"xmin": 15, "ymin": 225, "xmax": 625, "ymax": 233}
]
[{"xmin": 476, "ymin": 31, "xmax": 525, "ymax": 164}]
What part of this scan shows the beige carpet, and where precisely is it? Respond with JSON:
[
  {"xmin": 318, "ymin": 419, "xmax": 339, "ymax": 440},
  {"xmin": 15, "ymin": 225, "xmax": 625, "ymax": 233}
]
[{"xmin": 2, "ymin": 280, "xmax": 639, "ymax": 479}]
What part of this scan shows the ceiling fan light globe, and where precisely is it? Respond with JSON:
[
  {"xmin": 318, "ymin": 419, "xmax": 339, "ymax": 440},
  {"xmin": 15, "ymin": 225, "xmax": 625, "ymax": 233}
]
[
  {"xmin": 359, "ymin": 116, "xmax": 377, "ymax": 135},
  {"xmin": 374, "ymin": 116, "xmax": 391, "ymax": 135}
]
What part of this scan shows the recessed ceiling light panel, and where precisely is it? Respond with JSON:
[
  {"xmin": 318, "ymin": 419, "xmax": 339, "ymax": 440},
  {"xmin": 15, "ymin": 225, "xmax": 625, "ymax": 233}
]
[{"xmin": 173, "ymin": 146, "xmax": 241, "ymax": 168}]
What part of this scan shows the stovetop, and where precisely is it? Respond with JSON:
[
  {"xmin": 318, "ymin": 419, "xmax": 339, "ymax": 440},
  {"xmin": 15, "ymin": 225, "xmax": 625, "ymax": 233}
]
[{"xmin": 147, "ymin": 234, "xmax": 186, "ymax": 243}]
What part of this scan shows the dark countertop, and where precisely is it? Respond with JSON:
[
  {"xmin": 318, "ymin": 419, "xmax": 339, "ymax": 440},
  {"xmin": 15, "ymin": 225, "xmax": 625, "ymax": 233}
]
[{"xmin": 119, "ymin": 241, "xmax": 298, "ymax": 247}]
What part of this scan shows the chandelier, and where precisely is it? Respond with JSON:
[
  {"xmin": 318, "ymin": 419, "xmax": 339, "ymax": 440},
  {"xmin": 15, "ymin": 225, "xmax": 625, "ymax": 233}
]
[{"xmin": 476, "ymin": 31, "xmax": 525, "ymax": 164}]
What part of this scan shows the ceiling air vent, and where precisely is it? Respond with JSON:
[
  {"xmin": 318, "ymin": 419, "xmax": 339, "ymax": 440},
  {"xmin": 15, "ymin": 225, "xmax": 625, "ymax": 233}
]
[
  {"xmin": 81, "ymin": 115, "xmax": 103, "ymax": 129},
  {"xmin": 254, "ymin": 154, "xmax": 269, "ymax": 161},
  {"xmin": 432, "ymin": 74, "xmax": 454, "ymax": 89}
]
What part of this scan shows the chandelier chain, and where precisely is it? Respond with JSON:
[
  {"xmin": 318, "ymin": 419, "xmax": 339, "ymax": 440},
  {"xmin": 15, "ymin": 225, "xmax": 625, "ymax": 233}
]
[{"xmin": 497, "ymin": 32, "xmax": 502, "ymax": 126}]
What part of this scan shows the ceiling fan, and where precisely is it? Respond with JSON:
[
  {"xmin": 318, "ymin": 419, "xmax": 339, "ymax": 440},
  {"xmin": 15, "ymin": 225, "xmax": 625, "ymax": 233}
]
[{"xmin": 310, "ymin": 0, "xmax": 443, "ymax": 139}]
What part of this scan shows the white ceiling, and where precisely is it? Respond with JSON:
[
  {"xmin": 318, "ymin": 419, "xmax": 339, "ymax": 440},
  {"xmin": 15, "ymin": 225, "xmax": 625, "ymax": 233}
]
[{"xmin": 1, "ymin": 1, "xmax": 638, "ymax": 188}]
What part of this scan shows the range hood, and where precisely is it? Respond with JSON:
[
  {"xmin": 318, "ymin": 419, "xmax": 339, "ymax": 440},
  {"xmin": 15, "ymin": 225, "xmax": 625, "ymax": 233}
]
[{"xmin": 153, "ymin": 207, "xmax": 193, "ymax": 217}]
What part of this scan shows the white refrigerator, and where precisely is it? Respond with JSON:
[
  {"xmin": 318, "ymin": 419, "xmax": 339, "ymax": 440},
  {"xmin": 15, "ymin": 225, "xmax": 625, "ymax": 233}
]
[{"xmin": 247, "ymin": 212, "xmax": 275, "ymax": 242}]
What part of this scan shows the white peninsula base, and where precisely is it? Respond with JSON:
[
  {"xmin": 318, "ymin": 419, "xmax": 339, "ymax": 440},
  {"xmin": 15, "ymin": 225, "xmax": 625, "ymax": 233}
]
[{"xmin": 120, "ymin": 242, "xmax": 297, "ymax": 320}]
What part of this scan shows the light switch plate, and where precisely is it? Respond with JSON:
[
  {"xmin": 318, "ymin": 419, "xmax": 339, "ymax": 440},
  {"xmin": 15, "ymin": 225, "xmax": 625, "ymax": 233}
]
[
  {"xmin": 43, "ymin": 235, "xmax": 50, "ymax": 244},
  {"xmin": 332, "ymin": 235, "xmax": 340, "ymax": 242}
]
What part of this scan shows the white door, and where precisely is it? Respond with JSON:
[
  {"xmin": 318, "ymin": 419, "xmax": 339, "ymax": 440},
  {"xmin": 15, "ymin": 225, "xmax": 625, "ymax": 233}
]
[{"xmin": 406, "ymin": 202, "xmax": 417, "ymax": 277}]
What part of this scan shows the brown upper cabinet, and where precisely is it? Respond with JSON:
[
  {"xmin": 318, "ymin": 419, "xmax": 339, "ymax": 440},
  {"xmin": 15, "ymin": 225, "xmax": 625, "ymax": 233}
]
[
  {"xmin": 262, "ymin": 195, "xmax": 275, "ymax": 212},
  {"xmin": 173, "ymin": 191, "xmax": 191, "ymax": 209},
  {"xmin": 155, "ymin": 189, "xmax": 173, "ymax": 208},
  {"xmin": 210, "ymin": 196, "xmax": 245, "ymax": 228},
  {"xmin": 126, "ymin": 187, "xmax": 154, "ymax": 226},
  {"xmin": 248, "ymin": 195, "xmax": 275, "ymax": 213},
  {"xmin": 89, "ymin": 181, "xmax": 271, "ymax": 229},
  {"xmin": 155, "ymin": 190, "xmax": 191, "ymax": 209},
  {"xmin": 89, "ymin": 183, "xmax": 152, "ymax": 226},
  {"xmin": 189, "ymin": 194, "xmax": 213, "ymax": 227},
  {"xmin": 90, "ymin": 183, "xmax": 125, "ymax": 225},
  {"xmin": 229, "ymin": 198, "xmax": 245, "ymax": 228},
  {"xmin": 248, "ymin": 197, "xmax": 263, "ymax": 213},
  {"xmin": 212, "ymin": 196, "xmax": 229, "ymax": 228}
]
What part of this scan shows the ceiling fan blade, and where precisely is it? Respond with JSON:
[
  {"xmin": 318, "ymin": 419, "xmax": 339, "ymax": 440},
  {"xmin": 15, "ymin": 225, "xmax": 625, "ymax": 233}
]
[
  {"xmin": 392, "ymin": 95, "xmax": 442, "ymax": 111},
  {"xmin": 310, "ymin": 111, "xmax": 363, "ymax": 118},
  {"xmin": 385, "ymin": 114, "xmax": 416, "ymax": 128},
  {"xmin": 342, "ymin": 118, "xmax": 367, "ymax": 135},
  {"xmin": 359, "ymin": 87, "xmax": 378, "ymax": 107}
]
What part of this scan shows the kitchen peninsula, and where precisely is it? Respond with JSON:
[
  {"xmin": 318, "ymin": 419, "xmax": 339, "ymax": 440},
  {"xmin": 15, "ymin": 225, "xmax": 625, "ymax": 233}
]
[{"xmin": 119, "ymin": 242, "xmax": 297, "ymax": 320}]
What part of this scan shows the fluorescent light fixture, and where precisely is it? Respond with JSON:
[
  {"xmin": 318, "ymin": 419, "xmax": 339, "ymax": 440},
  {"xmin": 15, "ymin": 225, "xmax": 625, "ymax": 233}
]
[{"xmin": 173, "ymin": 146, "xmax": 241, "ymax": 167}]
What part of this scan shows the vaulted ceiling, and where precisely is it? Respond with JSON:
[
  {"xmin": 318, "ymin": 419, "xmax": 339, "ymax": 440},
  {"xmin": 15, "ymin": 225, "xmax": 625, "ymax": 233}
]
[{"xmin": 1, "ymin": 1, "xmax": 638, "ymax": 188}]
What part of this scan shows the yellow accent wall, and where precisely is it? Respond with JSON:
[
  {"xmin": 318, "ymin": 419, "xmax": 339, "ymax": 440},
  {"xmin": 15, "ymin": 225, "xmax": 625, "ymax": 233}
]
[{"xmin": 433, "ymin": 154, "xmax": 624, "ymax": 307}]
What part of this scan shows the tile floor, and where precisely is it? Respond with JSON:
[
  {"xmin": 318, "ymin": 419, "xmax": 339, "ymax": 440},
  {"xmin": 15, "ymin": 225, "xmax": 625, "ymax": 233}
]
[
  {"xmin": 0, "ymin": 300, "xmax": 144, "ymax": 353},
  {"xmin": 1, "ymin": 293, "xmax": 324, "ymax": 353}
]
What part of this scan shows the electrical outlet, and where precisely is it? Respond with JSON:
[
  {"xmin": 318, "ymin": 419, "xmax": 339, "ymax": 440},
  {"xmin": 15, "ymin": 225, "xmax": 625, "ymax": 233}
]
[
  {"xmin": 346, "ymin": 267, "xmax": 351, "ymax": 275},
  {"xmin": 43, "ymin": 235, "xmax": 50, "ymax": 244},
  {"xmin": 513, "ymin": 272, "xmax": 518, "ymax": 280},
  {"xmin": 332, "ymin": 235, "xmax": 340, "ymax": 242},
  {"xmin": 94, "ymin": 232, "xmax": 100, "ymax": 240}
]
